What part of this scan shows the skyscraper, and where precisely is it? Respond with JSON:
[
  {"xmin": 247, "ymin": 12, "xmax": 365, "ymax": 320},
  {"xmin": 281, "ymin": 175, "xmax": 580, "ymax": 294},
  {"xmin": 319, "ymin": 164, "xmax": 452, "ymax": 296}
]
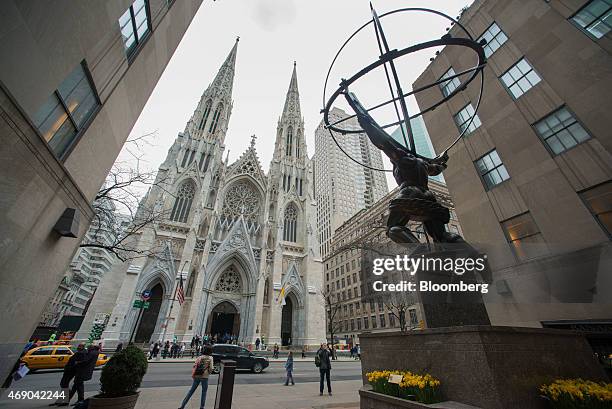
[
  {"xmin": 314, "ymin": 107, "xmax": 389, "ymax": 258},
  {"xmin": 390, "ymin": 117, "xmax": 445, "ymax": 183}
]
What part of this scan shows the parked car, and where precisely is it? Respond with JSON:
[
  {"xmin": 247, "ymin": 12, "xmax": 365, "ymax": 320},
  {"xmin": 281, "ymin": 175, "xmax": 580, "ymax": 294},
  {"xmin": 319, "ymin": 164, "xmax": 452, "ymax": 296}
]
[
  {"xmin": 20, "ymin": 345, "xmax": 109, "ymax": 371},
  {"xmin": 210, "ymin": 344, "xmax": 269, "ymax": 373}
]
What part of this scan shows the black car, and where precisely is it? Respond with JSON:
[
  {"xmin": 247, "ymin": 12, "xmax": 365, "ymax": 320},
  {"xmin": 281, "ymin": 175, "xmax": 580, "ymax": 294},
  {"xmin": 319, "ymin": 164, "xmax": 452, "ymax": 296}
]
[{"xmin": 210, "ymin": 344, "xmax": 269, "ymax": 374}]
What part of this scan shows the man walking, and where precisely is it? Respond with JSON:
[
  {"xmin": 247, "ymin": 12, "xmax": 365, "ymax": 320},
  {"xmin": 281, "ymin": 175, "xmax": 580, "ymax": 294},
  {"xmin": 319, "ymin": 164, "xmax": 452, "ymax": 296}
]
[
  {"xmin": 284, "ymin": 351, "xmax": 295, "ymax": 386},
  {"xmin": 317, "ymin": 344, "xmax": 332, "ymax": 396},
  {"xmin": 69, "ymin": 345, "xmax": 99, "ymax": 405},
  {"xmin": 52, "ymin": 344, "xmax": 86, "ymax": 406}
]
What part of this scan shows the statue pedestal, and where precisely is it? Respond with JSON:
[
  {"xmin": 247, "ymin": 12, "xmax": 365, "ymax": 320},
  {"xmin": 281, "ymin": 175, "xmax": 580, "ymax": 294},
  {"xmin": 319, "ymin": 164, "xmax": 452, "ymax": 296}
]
[{"xmin": 359, "ymin": 327, "xmax": 608, "ymax": 409}]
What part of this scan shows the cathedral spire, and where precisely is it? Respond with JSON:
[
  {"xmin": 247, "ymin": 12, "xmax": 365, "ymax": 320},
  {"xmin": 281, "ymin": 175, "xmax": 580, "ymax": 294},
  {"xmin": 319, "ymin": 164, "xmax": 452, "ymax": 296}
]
[
  {"xmin": 208, "ymin": 37, "xmax": 239, "ymax": 98},
  {"xmin": 281, "ymin": 61, "xmax": 301, "ymax": 119}
]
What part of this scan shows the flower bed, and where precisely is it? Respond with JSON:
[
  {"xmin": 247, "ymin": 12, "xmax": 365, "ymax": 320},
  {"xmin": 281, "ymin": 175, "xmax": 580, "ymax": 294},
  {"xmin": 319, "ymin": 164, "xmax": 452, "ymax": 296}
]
[
  {"xmin": 540, "ymin": 379, "xmax": 612, "ymax": 409},
  {"xmin": 366, "ymin": 370, "xmax": 442, "ymax": 404}
]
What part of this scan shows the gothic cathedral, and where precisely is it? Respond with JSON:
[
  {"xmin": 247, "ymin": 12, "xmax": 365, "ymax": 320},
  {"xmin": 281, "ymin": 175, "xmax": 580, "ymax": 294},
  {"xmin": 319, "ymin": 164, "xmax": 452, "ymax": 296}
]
[{"xmin": 100, "ymin": 39, "xmax": 325, "ymax": 347}]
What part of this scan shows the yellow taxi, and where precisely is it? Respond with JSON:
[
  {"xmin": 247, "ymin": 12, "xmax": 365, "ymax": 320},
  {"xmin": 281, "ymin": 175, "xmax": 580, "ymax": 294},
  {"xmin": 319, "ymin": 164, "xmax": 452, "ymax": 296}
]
[{"xmin": 20, "ymin": 345, "xmax": 109, "ymax": 370}]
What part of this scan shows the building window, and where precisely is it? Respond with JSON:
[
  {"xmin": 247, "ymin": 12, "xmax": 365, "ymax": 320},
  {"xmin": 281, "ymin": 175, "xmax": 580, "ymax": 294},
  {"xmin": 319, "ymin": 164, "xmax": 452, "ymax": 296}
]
[
  {"xmin": 33, "ymin": 62, "xmax": 100, "ymax": 159},
  {"xmin": 199, "ymin": 100, "xmax": 212, "ymax": 130},
  {"xmin": 533, "ymin": 107, "xmax": 591, "ymax": 155},
  {"xmin": 283, "ymin": 203, "xmax": 298, "ymax": 242},
  {"xmin": 363, "ymin": 316, "xmax": 369, "ymax": 329},
  {"xmin": 500, "ymin": 58, "xmax": 541, "ymax": 99},
  {"xmin": 501, "ymin": 212, "xmax": 548, "ymax": 261},
  {"xmin": 475, "ymin": 150, "xmax": 510, "ymax": 190},
  {"xmin": 388, "ymin": 313, "xmax": 396, "ymax": 327},
  {"xmin": 209, "ymin": 104, "xmax": 223, "ymax": 133},
  {"xmin": 379, "ymin": 314, "xmax": 386, "ymax": 328},
  {"xmin": 170, "ymin": 180, "xmax": 196, "ymax": 223},
  {"xmin": 356, "ymin": 318, "xmax": 361, "ymax": 330},
  {"xmin": 409, "ymin": 309, "xmax": 418, "ymax": 326},
  {"xmin": 119, "ymin": 0, "xmax": 151, "ymax": 58},
  {"xmin": 371, "ymin": 316, "xmax": 377, "ymax": 329},
  {"xmin": 579, "ymin": 181, "xmax": 612, "ymax": 237},
  {"xmin": 286, "ymin": 127, "xmax": 293, "ymax": 156},
  {"xmin": 454, "ymin": 104, "xmax": 482, "ymax": 135},
  {"xmin": 439, "ymin": 67, "xmax": 461, "ymax": 97},
  {"xmin": 570, "ymin": 0, "xmax": 612, "ymax": 39},
  {"xmin": 477, "ymin": 22, "xmax": 508, "ymax": 57}
]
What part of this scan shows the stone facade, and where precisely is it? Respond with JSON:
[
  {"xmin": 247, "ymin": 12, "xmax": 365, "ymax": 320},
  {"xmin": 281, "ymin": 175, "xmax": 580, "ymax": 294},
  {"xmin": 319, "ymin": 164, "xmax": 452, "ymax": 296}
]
[
  {"xmin": 87, "ymin": 43, "xmax": 326, "ymax": 347},
  {"xmin": 0, "ymin": 0, "xmax": 203, "ymax": 383},
  {"xmin": 413, "ymin": 0, "xmax": 612, "ymax": 330}
]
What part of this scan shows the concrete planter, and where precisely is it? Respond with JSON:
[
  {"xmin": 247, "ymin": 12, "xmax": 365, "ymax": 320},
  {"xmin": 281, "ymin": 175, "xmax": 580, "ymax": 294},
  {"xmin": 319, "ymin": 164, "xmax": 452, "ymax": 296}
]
[
  {"xmin": 360, "ymin": 387, "xmax": 481, "ymax": 409},
  {"xmin": 88, "ymin": 392, "xmax": 139, "ymax": 409}
]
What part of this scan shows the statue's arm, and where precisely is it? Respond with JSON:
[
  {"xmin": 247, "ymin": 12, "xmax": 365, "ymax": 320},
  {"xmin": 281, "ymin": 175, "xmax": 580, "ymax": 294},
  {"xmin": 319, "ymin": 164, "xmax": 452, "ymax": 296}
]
[
  {"xmin": 344, "ymin": 92, "xmax": 408, "ymax": 161},
  {"xmin": 426, "ymin": 151, "xmax": 449, "ymax": 176}
]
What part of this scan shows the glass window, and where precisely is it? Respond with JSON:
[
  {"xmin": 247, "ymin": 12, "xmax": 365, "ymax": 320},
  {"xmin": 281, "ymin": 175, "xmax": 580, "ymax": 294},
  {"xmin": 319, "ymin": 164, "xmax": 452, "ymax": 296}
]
[
  {"xmin": 119, "ymin": 0, "xmax": 151, "ymax": 57},
  {"xmin": 439, "ymin": 67, "xmax": 461, "ymax": 97},
  {"xmin": 53, "ymin": 348, "xmax": 72, "ymax": 356},
  {"xmin": 533, "ymin": 107, "xmax": 591, "ymax": 155},
  {"xmin": 500, "ymin": 58, "xmax": 541, "ymax": 98},
  {"xmin": 477, "ymin": 22, "xmax": 508, "ymax": 57},
  {"xmin": 363, "ymin": 316, "xmax": 369, "ymax": 329},
  {"xmin": 379, "ymin": 314, "xmax": 386, "ymax": 328},
  {"xmin": 409, "ymin": 309, "xmax": 418, "ymax": 326},
  {"xmin": 454, "ymin": 104, "xmax": 482, "ymax": 135},
  {"xmin": 501, "ymin": 212, "xmax": 549, "ymax": 261},
  {"xmin": 571, "ymin": 0, "xmax": 612, "ymax": 39},
  {"xmin": 579, "ymin": 181, "xmax": 612, "ymax": 237},
  {"xmin": 32, "ymin": 347, "xmax": 54, "ymax": 356},
  {"xmin": 33, "ymin": 62, "xmax": 99, "ymax": 159},
  {"xmin": 371, "ymin": 316, "xmax": 377, "ymax": 329},
  {"xmin": 475, "ymin": 150, "xmax": 510, "ymax": 190}
]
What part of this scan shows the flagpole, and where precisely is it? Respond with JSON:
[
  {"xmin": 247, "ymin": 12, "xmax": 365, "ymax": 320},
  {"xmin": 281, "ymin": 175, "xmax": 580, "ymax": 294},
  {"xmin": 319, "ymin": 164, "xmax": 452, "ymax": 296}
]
[{"xmin": 159, "ymin": 247, "xmax": 188, "ymax": 344}]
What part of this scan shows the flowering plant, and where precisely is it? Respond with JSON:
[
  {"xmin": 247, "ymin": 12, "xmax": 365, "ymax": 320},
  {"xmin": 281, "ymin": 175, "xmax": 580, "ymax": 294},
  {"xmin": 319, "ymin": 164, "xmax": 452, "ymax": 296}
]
[
  {"xmin": 366, "ymin": 370, "xmax": 442, "ymax": 404},
  {"xmin": 539, "ymin": 379, "xmax": 612, "ymax": 409}
]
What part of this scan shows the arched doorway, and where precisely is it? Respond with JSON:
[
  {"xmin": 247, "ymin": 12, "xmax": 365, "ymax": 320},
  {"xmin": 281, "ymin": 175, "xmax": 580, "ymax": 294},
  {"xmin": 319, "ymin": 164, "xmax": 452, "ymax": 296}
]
[
  {"xmin": 281, "ymin": 297, "xmax": 293, "ymax": 346},
  {"xmin": 134, "ymin": 283, "xmax": 163, "ymax": 343},
  {"xmin": 207, "ymin": 301, "xmax": 240, "ymax": 341}
]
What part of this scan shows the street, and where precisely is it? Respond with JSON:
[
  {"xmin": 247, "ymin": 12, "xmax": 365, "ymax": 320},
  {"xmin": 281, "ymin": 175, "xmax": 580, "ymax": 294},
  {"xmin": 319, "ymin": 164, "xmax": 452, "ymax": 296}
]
[{"xmin": 0, "ymin": 360, "xmax": 363, "ymax": 409}]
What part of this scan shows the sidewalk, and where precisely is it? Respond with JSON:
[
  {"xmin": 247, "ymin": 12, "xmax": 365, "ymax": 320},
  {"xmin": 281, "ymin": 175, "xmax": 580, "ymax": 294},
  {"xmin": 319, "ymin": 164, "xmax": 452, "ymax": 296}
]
[
  {"xmin": 147, "ymin": 356, "xmax": 361, "ymax": 363},
  {"xmin": 134, "ymin": 380, "xmax": 361, "ymax": 409}
]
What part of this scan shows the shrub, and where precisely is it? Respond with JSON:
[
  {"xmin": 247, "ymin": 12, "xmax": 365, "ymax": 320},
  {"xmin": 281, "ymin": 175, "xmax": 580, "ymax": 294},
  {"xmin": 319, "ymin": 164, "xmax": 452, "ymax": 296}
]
[
  {"xmin": 99, "ymin": 345, "xmax": 148, "ymax": 398},
  {"xmin": 539, "ymin": 379, "xmax": 612, "ymax": 409}
]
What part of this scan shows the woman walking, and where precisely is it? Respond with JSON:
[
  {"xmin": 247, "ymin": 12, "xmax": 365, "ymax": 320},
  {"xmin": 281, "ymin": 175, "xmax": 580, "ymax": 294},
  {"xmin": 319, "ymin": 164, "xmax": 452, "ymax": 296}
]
[
  {"xmin": 284, "ymin": 351, "xmax": 295, "ymax": 386},
  {"xmin": 178, "ymin": 345, "xmax": 214, "ymax": 409}
]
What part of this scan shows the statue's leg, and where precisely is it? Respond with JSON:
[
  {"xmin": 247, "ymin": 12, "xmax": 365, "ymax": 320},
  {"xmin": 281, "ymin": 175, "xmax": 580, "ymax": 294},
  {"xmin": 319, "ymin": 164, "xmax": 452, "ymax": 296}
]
[
  {"xmin": 424, "ymin": 219, "xmax": 464, "ymax": 243},
  {"xmin": 387, "ymin": 207, "xmax": 419, "ymax": 243}
]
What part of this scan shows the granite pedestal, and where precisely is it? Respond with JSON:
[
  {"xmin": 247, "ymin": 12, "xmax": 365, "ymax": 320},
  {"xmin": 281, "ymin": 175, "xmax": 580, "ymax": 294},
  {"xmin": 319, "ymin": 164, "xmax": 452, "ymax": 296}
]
[{"xmin": 359, "ymin": 326, "xmax": 609, "ymax": 409}]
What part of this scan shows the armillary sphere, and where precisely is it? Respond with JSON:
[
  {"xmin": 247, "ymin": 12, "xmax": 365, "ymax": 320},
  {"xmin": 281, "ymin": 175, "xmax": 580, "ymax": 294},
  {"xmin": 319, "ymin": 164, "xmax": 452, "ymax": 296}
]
[{"xmin": 321, "ymin": 4, "xmax": 487, "ymax": 172}]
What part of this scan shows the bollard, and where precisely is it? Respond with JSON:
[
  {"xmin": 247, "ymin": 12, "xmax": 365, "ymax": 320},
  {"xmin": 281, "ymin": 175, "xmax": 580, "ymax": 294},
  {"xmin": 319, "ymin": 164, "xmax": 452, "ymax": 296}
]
[{"xmin": 214, "ymin": 360, "xmax": 236, "ymax": 409}]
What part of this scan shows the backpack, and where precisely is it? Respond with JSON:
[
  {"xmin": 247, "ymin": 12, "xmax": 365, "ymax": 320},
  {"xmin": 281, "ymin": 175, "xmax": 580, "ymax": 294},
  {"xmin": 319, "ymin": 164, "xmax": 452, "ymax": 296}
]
[
  {"xmin": 314, "ymin": 352, "xmax": 321, "ymax": 367},
  {"xmin": 194, "ymin": 356, "xmax": 211, "ymax": 376}
]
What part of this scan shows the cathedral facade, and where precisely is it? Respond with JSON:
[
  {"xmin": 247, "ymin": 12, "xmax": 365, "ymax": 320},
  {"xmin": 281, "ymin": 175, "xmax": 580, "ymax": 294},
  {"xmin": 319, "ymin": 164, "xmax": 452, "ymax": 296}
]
[{"xmin": 99, "ymin": 39, "xmax": 325, "ymax": 347}]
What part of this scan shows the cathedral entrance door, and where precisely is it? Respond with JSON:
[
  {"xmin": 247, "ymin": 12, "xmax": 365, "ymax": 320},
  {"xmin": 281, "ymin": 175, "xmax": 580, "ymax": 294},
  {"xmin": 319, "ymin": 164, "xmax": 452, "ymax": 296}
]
[
  {"xmin": 208, "ymin": 301, "xmax": 240, "ymax": 341},
  {"xmin": 135, "ymin": 283, "xmax": 163, "ymax": 343},
  {"xmin": 281, "ymin": 297, "xmax": 293, "ymax": 346}
]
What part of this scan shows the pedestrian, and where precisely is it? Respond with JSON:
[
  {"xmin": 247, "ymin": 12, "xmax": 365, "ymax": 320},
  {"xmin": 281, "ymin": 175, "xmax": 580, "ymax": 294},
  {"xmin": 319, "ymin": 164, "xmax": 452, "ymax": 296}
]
[
  {"xmin": 316, "ymin": 343, "xmax": 332, "ymax": 396},
  {"xmin": 350, "ymin": 345, "xmax": 354, "ymax": 359},
  {"xmin": 180, "ymin": 343, "xmax": 186, "ymax": 358},
  {"xmin": 255, "ymin": 338, "xmax": 260, "ymax": 351},
  {"xmin": 356, "ymin": 344, "xmax": 361, "ymax": 360},
  {"xmin": 153, "ymin": 342, "xmax": 160, "ymax": 358},
  {"xmin": 115, "ymin": 343, "xmax": 123, "ymax": 353},
  {"xmin": 52, "ymin": 344, "xmax": 86, "ymax": 406},
  {"xmin": 69, "ymin": 345, "xmax": 99, "ymax": 406},
  {"xmin": 301, "ymin": 345, "xmax": 307, "ymax": 359},
  {"xmin": 273, "ymin": 343, "xmax": 279, "ymax": 359},
  {"xmin": 178, "ymin": 345, "xmax": 214, "ymax": 409},
  {"xmin": 284, "ymin": 351, "xmax": 295, "ymax": 386},
  {"xmin": 163, "ymin": 340, "xmax": 170, "ymax": 359}
]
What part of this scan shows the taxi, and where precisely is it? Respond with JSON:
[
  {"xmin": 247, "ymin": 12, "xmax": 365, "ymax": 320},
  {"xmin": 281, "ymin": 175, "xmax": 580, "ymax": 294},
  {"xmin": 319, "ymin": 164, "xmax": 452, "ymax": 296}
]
[{"xmin": 20, "ymin": 345, "xmax": 109, "ymax": 371}]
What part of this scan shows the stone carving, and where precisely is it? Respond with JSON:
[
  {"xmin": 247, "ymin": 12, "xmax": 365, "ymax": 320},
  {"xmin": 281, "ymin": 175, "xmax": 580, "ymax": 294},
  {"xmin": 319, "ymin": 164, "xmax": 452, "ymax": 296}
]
[
  {"xmin": 215, "ymin": 266, "xmax": 242, "ymax": 293},
  {"xmin": 221, "ymin": 181, "xmax": 260, "ymax": 222}
]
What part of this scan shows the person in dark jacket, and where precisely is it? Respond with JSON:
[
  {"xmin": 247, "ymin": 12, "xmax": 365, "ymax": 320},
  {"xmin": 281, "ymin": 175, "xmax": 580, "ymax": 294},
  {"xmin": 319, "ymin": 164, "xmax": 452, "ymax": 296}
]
[
  {"xmin": 69, "ymin": 345, "xmax": 99, "ymax": 405},
  {"xmin": 52, "ymin": 344, "xmax": 86, "ymax": 406},
  {"xmin": 317, "ymin": 344, "xmax": 332, "ymax": 396},
  {"xmin": 284, "ymin": 352, "xmax": 295, "ymax": 386}
]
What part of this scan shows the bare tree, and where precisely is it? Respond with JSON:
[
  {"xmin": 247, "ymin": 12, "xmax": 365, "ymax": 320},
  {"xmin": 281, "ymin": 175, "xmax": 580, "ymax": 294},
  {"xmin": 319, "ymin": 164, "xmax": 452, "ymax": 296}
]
[
  {"xmin": 319, "ymin": 287, "xmax": 343, "ymax": 350},
  {"xmin": 79, "ymin": 131, "xmax": 171, "ymax": 261}
]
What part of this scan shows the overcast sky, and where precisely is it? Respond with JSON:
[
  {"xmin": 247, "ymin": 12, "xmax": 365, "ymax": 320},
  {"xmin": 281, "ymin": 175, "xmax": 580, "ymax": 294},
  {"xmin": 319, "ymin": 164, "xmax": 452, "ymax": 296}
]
[{"xmin": 122, "ymin": 0, "xmax": 471, "ymax": 187}]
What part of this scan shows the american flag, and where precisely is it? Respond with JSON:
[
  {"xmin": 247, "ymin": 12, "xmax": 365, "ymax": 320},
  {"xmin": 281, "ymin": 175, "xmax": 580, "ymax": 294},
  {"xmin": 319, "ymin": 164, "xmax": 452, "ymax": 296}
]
[{"xmin": 177, "ymin": 274, "xmax": 185, "ymax": 305}]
